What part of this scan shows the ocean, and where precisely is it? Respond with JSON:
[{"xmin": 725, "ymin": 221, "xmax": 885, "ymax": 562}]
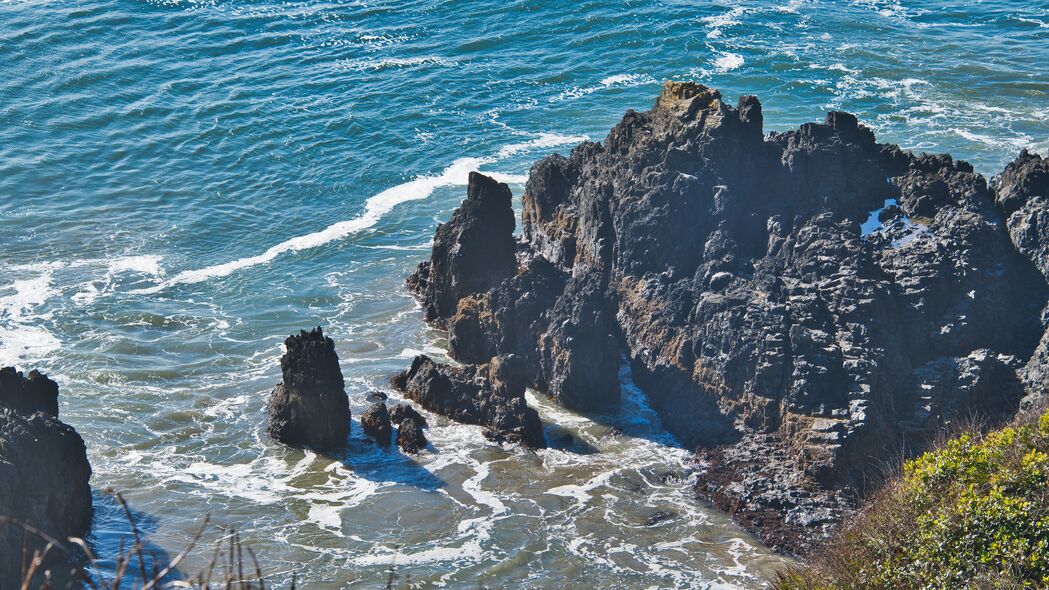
[{"xmin": 1, "ymin": 0, "xmax": 1046, "ymax": 587}]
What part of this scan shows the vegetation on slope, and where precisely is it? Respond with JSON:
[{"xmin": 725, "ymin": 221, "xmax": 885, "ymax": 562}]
[{"xmin": 775, "ymin": 409, "xmax": 1049, "ymax": 589}]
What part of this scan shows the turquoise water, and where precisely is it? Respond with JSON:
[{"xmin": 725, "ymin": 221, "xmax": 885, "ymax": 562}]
[{"xmin": 1, "ymin": 0, "xmax": 1047, "ymax": 587}]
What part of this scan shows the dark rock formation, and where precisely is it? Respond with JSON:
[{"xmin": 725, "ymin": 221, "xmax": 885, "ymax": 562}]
[
  {"xmin": 392, "ymin": 355, "xmax": 546, "ymax": 448},
  {"xmin": 267, "ymin": 327, "xmax": 351, "ymax": 451},
  {"xmin": 408, "ymin": 172, "xmax": 517, "ymax": 326},
  {"xmin": 402, "ymin": 81, "xmax": 1049, "ymax": 554},
  {"xmin": 0, "ymin": 366, "xmax": 59, "ymax": 417},
  {"xmin": 0, "ymin": 368, "xmax": 92, "ymax": 583},
  {"xmin": 994, "ymin": 150, "xmax": 1049, "ymax": 412},
  {"xmin": 396, "ymin": 414, "xmax": 428, "ymax": 454},
  {"xmin": 389, "ymin": 403, "xmax": 428, "ymax": 428},
  {"xmin": 361, "ymin": 402, "xmax": 392, "ymax": 447}
]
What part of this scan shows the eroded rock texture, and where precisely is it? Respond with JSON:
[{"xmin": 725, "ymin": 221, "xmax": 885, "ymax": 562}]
[
  {"xmin": 994, "ymin": 150, "xmax": 1049, "ymax": 413},
  {"xmin": 0, "ymin": 368, "xmax": 92, "ymax": 583},
  {"xmin": 361, "ymin": 402, "xmax": 392, "ymax": 447},
  {"xmin": 392, "ymin": 354, "xmax": 545, "ymax": 448},
  {"xmin": 268, "ymin": 327, "xmax": 351, "ymax": 451},
  {"xmin": 404, "ymin": 82, "xmax": 1049, "ymax": 553}
]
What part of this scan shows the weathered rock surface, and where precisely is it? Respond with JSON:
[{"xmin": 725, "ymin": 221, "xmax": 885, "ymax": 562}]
[
  {"xmin": 408, "ymin": 171, "xmax": 517, "ymax": 326},
  {"xmin": 267, "ymin": 327, "xmax": 351, "ymax": 451},
  {"xmin": 994, "ymin": 150, "xmax": 1049, "ymax": 412},
  {"xmin": 392, "ymin": 355, "xmax": 546, "ymax": 448},
  {"xmin": 389, "ymin": 403, "xmax": 428, "ymax": 429},
  {"xmin": 396, "ymin": 414, "xmax": 428, "ymax": 454},
  {"xmin": 0, "ymin": 368, "xmax": 92, "ymax": 583},
  {"xmin": 361, "ymin": 402, "xmax": 392, "ymax": 447},
  {"xmin": 403, "ymin": 81, "xmax": 1049, "ymax": 553}
]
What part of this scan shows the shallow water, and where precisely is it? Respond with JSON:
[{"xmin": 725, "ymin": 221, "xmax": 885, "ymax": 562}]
[{"xmin": 1, "ymin": 0, "xmax": 1047, "ymax": 587}]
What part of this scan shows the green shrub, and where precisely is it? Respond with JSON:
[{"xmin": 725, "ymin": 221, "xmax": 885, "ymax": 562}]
[{"xmin": 775, "ymin": 410, "xmax": 1049, "ymax": 590}]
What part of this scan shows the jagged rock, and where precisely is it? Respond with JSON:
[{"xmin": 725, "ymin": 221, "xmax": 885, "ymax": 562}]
[
  {"xmin": 407, "ymin": 172, "xmax": 517, "ymax": 326},
  {"xmin": 267, "ymin": 327, "xmax": 351, "ymax": 451},
  {"xmin": 0, "ymin": 370, "xmax": 92, "ymax": 584},
  {"xmin": 392, "ymin": 355, "xmax": 545, "ymax": 448},
  {"xmin": 994, "ymin": 150, "xmax": 1049, "ymax": 411},
  {"xmin": 361, "ymin": 402, "xmax": 392, "ymax": 447},
  {"xmin": 366, "ymin": 391, "xmax": 388, "ymax": 403},
  {"xmin": 388, "ymin": 403, "xmax": 428, "ymax": 428},
  {"xmin": 0, "ymin": 366, "xmax": 59, "ymax": 417},
  {"xmin": 396, "ymin": 415, "xmax": 428, "ymax": 454},
  {"xmin": 403, "ymin": 82, "xmax": 1049, "ymax": 553}
]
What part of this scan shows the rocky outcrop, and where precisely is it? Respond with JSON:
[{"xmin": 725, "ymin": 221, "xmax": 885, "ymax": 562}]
[
  {"xmin": 361, "ymin": 402, "xmax": 392, "ymax": 447},
  {"xmin": 402, "ymin": 81, "xmax": 1049, "ymax": 553},
  {"xmin": 0, "ymin": 368, "xmax": 92, "ymax": 583},
  {"xmin": 389, "ymin": 403, "xmax": 427, "ymax": 428},
  {"xmin": 408, "ymin": 172, "xmax": 517, "ymax": 326},
  {"xmin": 0, "ymin": 366, "xmax": 59, "ymax": 417},
  {"xmin": 267, "ymin": 328, "xmax": 351, "ymax": 451},
  {"xmin": 392, "ymin": 355, "xmax": 546, "ymax": 448},
  {"xmin": 994, "ymin": 150, "xmax": 1049, "ymax": 412}
]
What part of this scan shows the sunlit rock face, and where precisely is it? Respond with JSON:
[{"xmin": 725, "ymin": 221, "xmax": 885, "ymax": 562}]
[
  {"xmin": 403, "ymin": 82, "xmax": 1049, "ymax": 554},
  {"xmin": 267, "ymin": 327, "xmax": 351, "ymax": 451}
]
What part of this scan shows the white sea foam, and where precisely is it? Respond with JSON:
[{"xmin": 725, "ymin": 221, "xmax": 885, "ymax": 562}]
[
  {"xmin": 133, "ymin": 134, "xmax": 584, "ymax": 295},
  {"xmin": 554, "ymin": 73, "xmax": 657, "ymax": 102},
  {"xmin": 0, "ymin": 271, "xmax": 62, "ymax": 367},
  {"xmin": 713, "ymin": 52, "xmax": 745, "ymax": 72}
]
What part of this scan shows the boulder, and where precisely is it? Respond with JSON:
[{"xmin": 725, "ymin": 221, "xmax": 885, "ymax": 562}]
[
  {"xmin": 361, "ymin": 402, "xmax": 392, "ymax": 447},
  {"xmin": 0, "ymin": 369, "xmax": 92, "ymax": 584},
  {"xmin": 396, "ymin": 415, "xmax": 428, "ymax": 454},
  {"xmin": 267, "ymin": 327, "xmax": 351, "ymax": 451},
  {"xmin": 388, "ymin": 403, "xmax": 428, "ymax": 428}
]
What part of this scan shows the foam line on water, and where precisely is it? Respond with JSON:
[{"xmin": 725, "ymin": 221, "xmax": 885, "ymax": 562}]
[{"xmin": 132, "ymin": 133, "xmax": 585, "ymax": 295}]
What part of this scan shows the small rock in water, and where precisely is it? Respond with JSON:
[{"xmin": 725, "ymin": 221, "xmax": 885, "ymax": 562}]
[
  {"xmin": 361, "ymin": 402, "xmax": 392, "ymax": 447},
  {"xmin": 397, "ymin": 415, "xmax": 427, "ymax": 454},
  {"xmin": 366, "ymin": 390, "xmax": 388, "ymax": 403},
  {"xmin": 602, "ymin": 426, "xmax": 623, "ymax": 439},
  {"xmin": 267, "ymin": 327, "xmax": 351, "ymax": 451},
  {"xmin": 389, "ymin": 403, "xmax": 428, "ymax": 428}
]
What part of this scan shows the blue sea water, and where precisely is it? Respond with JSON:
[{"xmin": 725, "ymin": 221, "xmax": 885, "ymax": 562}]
[{"xmin": 0, "ymin": 0, "xmax": 1047, "ymax": 587}]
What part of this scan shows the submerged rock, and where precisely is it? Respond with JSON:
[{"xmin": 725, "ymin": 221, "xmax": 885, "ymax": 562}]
[
  {"xmin": 0, "ymin": 368, "xmax": 92, "ymax": 583},
  {"xmin": 361, "ymin": 402, "xmax": 392, "ymax": 447},
  {"xmin": 267, "ymin": 327, "xmax": 351, "ymax": 451},
  {"xmin": 392, "ymin": 355, "xmax": 546, "ymax": 448},
  {"xmin": 401, "ymin": 82, "xmax": 1049, "ymax": 553}
]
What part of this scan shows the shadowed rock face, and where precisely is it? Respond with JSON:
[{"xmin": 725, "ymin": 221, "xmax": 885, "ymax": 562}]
[
  {"xmin": 403, "ymin": 82, "xmax": 1049, "ymax": 554},
  {"xmin": 0, "ymin": 369, "xmax": 92, "ymax": 583},
  {"xmin": 392, "ymin": 355, "xmax": 545, "ymax": 448},
  {"xmin": 267, "ymin": 327, "xmax": 351, "ymax": 451},
  {"xmin": 0, "ymin": 366, "xmax": 59, "ymax": 418}
]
